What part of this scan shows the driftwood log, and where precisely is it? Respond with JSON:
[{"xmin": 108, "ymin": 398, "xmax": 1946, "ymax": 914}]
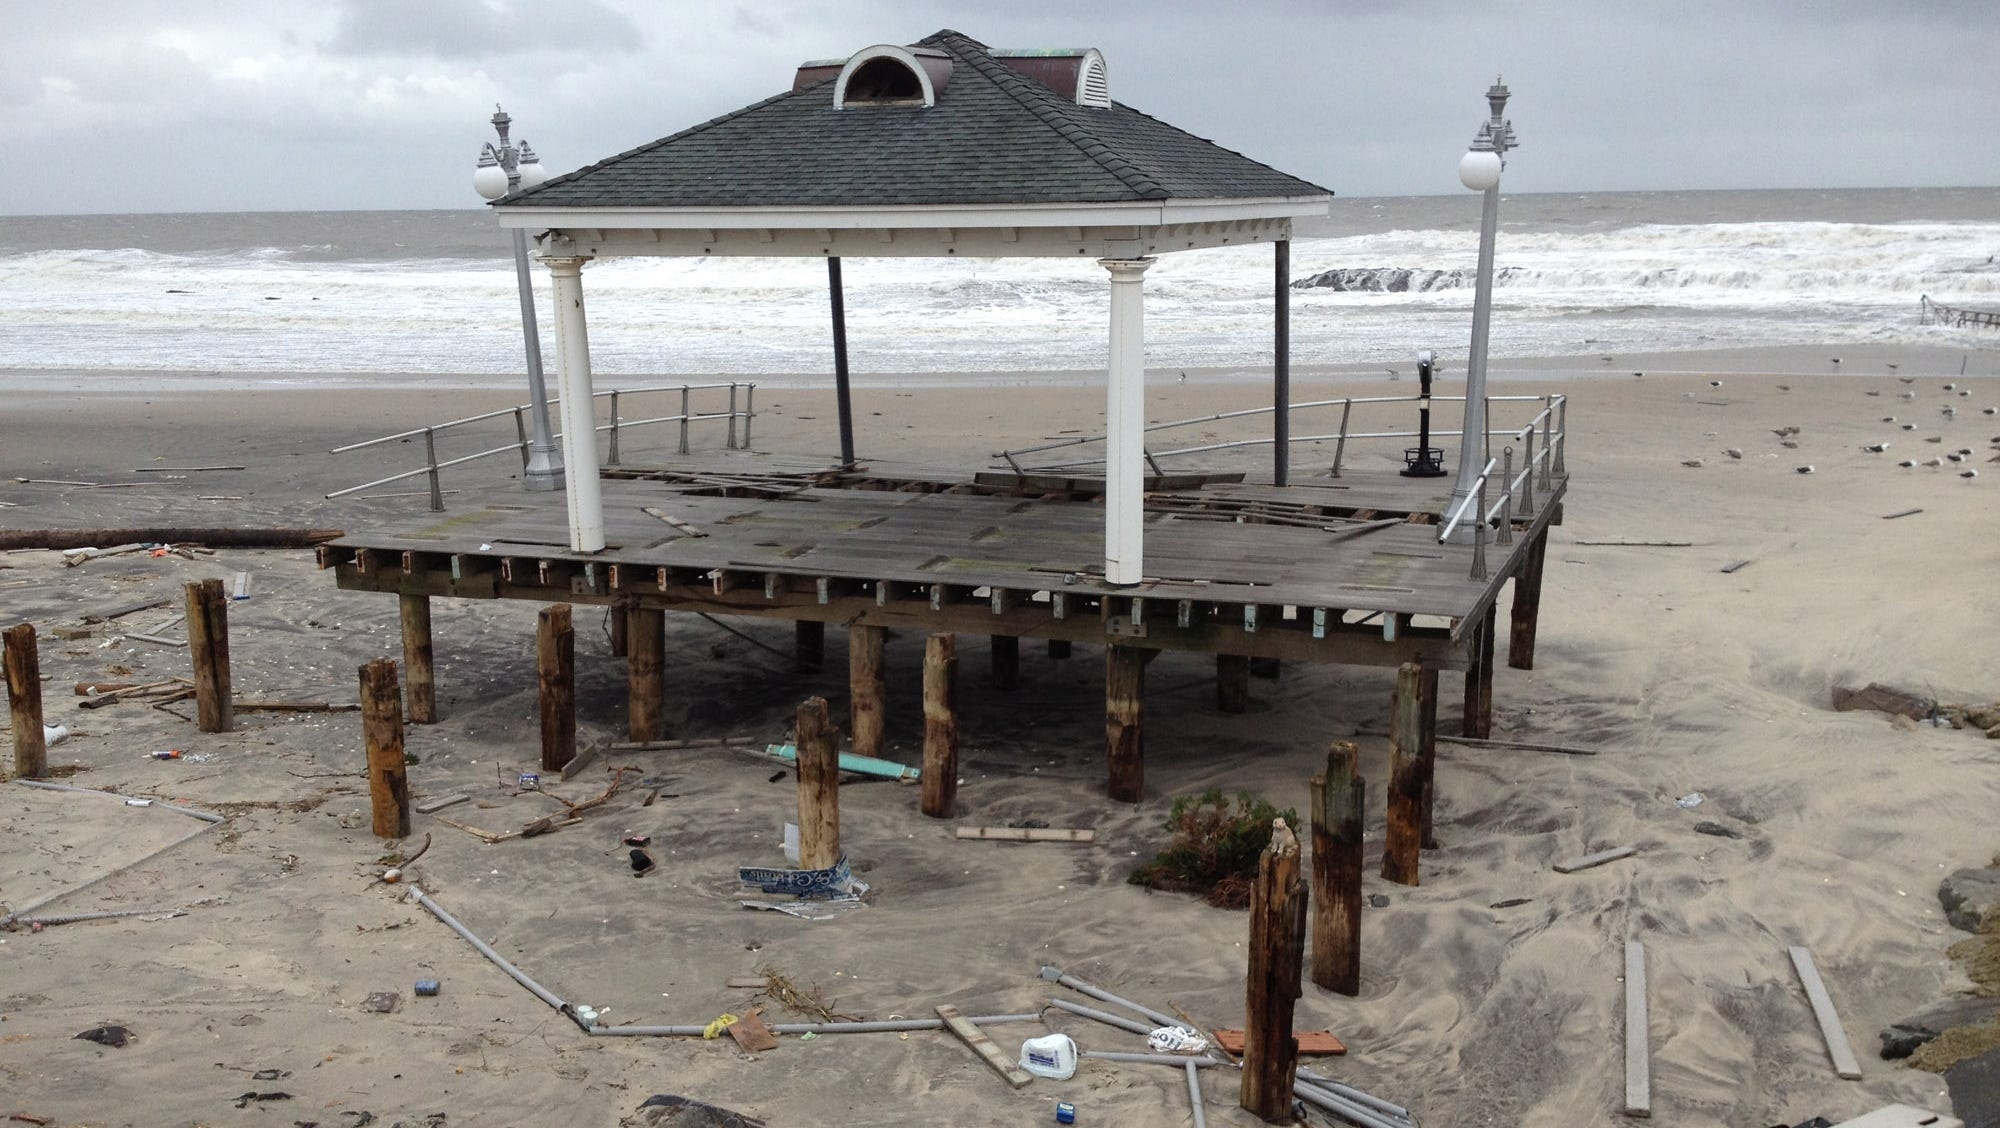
[{"xmin": 0, "ymin": 528, "xmax": 343, "ymax": 551}]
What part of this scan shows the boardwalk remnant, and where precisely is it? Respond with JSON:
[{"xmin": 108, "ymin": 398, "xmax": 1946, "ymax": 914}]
[
  {"xmin": 1311, "ymin": 743, "xmax": 1363, "ymax": 995},
  {"xmin": 185, "ymin": 578, "xmax": 233, "ymax": 733},
  {"xmin": 5, "ymin": 623, "xmax": 47, "ymax": 780},
  {"xmin": 1382, "ymin": 663, "xmax": 1436, "ymax": 885},
  {"xmin": 361, "ymin": 658, "xmax": 411, "ymax": 839},
  {"xmin": 795, "ymin": 696, "xmax": 840, "ymax": 869},
  {"xmin": 922, "ymin": 634, "xmax": 958, "ymax": 818},
  {"xmin": 400, "ymin": 594, "xmax": 436, "ymax": 724},
  {"xmin": 537, "ymin": 604, "xmax": 575, "ymax": 772},
  {"xmin": 1241, "ymin": 820, "xmax": 1306, "ymax": 1120}
]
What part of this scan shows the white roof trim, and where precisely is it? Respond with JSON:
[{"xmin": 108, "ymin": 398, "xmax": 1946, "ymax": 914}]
[{"xmin": 496, "ymin": 195, "xmax": 1331, "ymax": 233}]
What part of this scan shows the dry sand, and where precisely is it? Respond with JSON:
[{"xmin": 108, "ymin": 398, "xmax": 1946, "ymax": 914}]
[{"xmin": 3, "ymin": 347, "xmax": 1999, "ymax": 1127}]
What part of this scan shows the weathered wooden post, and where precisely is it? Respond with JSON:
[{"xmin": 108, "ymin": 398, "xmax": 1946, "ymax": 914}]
[
  {"xmin": 1382, "ymin": 662, "xmax": 1433, "ymax": 886},
  {"xmin": 1216, "ymin": 653, "xmax": 1250, "ymax": 713},
  {"xmin": 399, "ymin": 594, "xmax": 436, "ymax": 724},
  {"xmin": 1105, "ymin": 644, "xmax": 1146, "ymax": 802},
  {"xmin": 795, "ymin": 620, "xmax": 825, "ymax": 674},
  {"xmin": 922, "ymin": 633, "xmax": 959, "ymax": 818},
  {"xmin": 5, "ymin": 623, "xmax": 47, "ymax": 780},
  {"xmin": 1240, "ymin": 819, "xmax": 1306, "ymax": 1121},
  {"xmin": 608, "ymin": 603, "xmax": 629, "ymax": 658},
  {"xmin": 989, "ymin": 634, "xmax": 1020, "ymax": 690},
  {"xmin": 1508, "ymin": 528, "xmax": 1549, "ymax": 669},
  {"xmin": 849, "ymin": 625, "xmax": 887, "ymax": 758},
  {"xmin": 537, "ymin": 604, "xmax": 575, "ymax": 772},
  {"xmin": 1464, "ymin": 605, "xmax": 1495, "ymax": 738},
  {"xmin": 184, "ymin": 578, "xmax": 233, "ymax": 732},
  {"xmin": 1311, "ymin": 742, "xmax": 1363, "ymax": 995},
  {"xmin": 1419, "ymin": 664, "xmax": 1440, "ymax": 850},
  {"xmin": 359, "ymin": 658, "xmax": 410, "ymax": 839},
  {"xmin": 627, "ymin": 606, "xmax": 666, "ymax": 742},
  {"xmin": 795, "ymin": 696, "xmax": 840, "ymax": 869}
]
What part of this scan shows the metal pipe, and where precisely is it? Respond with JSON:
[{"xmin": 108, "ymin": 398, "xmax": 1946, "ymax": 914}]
[
  {"xmin": 743, "ymin": 384, "xmax": 755, "ymax": 448},
  {"xmin": 1046, "ymin": 997, "xmax": 1155, "ymax": 1037},
  {"xmin": 1274, "ymin": 237, "xmax": 1290, "ymax": 487},
  {"xmin": 0, "ymin": 821, "xmax": 214, "ymax": 928},
  {"xmin": 679, "ymin": 387, "xmax": 691, "ymax": 454},
  {"xmin": 1471, "ymin": 477, "xmax": 1489, "ymax": 580},
  {"xmin": 1039, "ymin": 965, "xmax": 1196, "ymax": 1031},
  {"xmin": 1331, "ymin": 398, "xmax": 1353, "ymax": 476},
  {"xmin": 331, "ymin": 403, "xmax": 538, "ymax": 452},
  {"xmin": 1186, "ymin": 1057, "xmax": 1209, "ymax": 1128},
  {"xmin": 726, "ymin": 383, "xmax": 739, "ymax": 450},
  {"xmin": 1496, "ymin": 448, "xmax": 1514, "ymax": 545},
  {"xmin": 409, "ymin": 887, "xmax": 566, "ymax": 1011},
  {"xmin": 606, "ymin": 389, "xmax": 621, "ymax": 466},
  {"xmin": 13, "ymin": 779, "xmax": 225, "ymax": 822},
  {"xmin": 7, "ymin": 907, "xmax": 184, "ymax": 928},
  {"xmin": 591, "ymin": 1013, "xmax": 1043, "ymax": 1038},
  {"xmin": 1437, "ymin": 456, "xmax": 1497, "ymax": 542},
  {"xmin": 1082, "ymin": 1052, "xmax": 1225, "ymax": 1068},
  {"xmin": 1297, "ymin": 1068, "xmax": 1415, "ymax": 1122},
  {"xmin": 1292, "ymin": 1079, "xmax": 1411, "ymax": 1128},
  {"xmin": 513, "ymin": 408, "xmax": 530, "ymax": 472}
]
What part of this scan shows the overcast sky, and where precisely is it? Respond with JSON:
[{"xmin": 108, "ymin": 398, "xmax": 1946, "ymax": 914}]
[{"xmin": 1, "ymin": 0, "xmax": 1994, "ymax": 215}]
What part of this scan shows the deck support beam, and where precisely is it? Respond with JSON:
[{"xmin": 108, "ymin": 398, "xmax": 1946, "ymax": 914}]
[
  {"xmin": 628, "ymin": 606, "xmax": 666, "ymax": 742},
  {"xmin": 848, "ymin": 624, "xmax": 886, "ymax": 758},
  {"xmin": 543, "ymin": 254, "xmax": 605, "ymax": 553},
  {"xmin": 399, "ymin": 594, "xmax": 436, "ymax": 724},
  {"xmin": 1464, "ymin": 604, "xmax": 1495, "ymax": 739},
  {"xmin": 1508, "ymin": 526, "xmax": 1548, "ymax": 670},
  {"xmin": 1101, "ymin": 257, "xmax": 1153, "ymax": 586},
  {"xmin": 1106, "ymin": 643, "xmax": 1146, "ymax": 802},
  {"xmin": 1382, "ymin": 661, "xmax": 1437, "ymax": 886},
  {"xmin": 537, "ymin": 603, "xmax": 576, "ymax": 772},
  {"xmin": 922, "ymin": 633, "xmax": 958, "ymax": 818}
]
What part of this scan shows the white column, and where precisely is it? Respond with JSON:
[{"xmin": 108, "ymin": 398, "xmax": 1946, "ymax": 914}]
[
  {"xmin": 543, "ymin": 255, "xmax": 605, "ymax": 552},
  {"xmin": 1100, "ymin": 257, "xmax": 1153, "ymax": 586}
]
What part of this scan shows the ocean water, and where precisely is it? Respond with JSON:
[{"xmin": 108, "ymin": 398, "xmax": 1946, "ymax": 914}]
[{"xmin": 0, "ymin": 188, "xmax": 1995, "ymax": 388}]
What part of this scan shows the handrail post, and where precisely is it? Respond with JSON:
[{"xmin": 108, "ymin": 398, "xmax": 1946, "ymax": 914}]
[
  {"xmin": 1497, "ymin": 446, "xmax": 1515, "ymax": 545},
  {"xmin": 1553, "ymin": 398, "xmax": 1567, "ymax": 477},
  {"xmin": 1519, "ymin": 429, "xmax": 1535, "ymax": 515},
  {"xmin": 743, "ymin": 383, "xmax": 755, "ymax": 448},
  {"xmin": 1541, "ymin": 401, "xmax": 1556, "ymax": 488},
  {"xmin": 679, "ymin": 386, "xmax": 691, "ymax": 454},
  {"xmin": 1483, "ymin": 394, "xmax": 1493, "ymax": 464},
  {"xmin": 513, "ymin": 407, "xmax": 531, "ymax": 472},
  {"xmin": 607, "ymin": 389, "xmax": 622, "ymax": 466},
  {"xmin": 1330, "ymin": 398, "xmax": 1353, "ymax": 477},
  {"xmin": 423, "ymin": 427, "xmax": 445, "ymax": 513},
  {"xmin": 727, "ymin": 383, "xmax": 739, "ymax": 450},
  {"xmin": 1470, "ymin": 477, "xmax": 1488, "ymax": 580}
]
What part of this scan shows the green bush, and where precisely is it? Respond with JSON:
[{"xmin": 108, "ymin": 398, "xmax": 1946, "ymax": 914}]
[{"xmin": 1127, "ymin": 789, "xmax": 1297, "ymax": 909}]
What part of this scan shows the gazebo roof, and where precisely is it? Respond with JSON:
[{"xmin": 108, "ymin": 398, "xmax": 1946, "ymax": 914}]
[
  {"xmin": 501, "ymin": 29, "xmax": 1331, "ymax": 212},
  {"xmin": 493, "ymin": 29, "xmax": 1328, "ymax": 257}
]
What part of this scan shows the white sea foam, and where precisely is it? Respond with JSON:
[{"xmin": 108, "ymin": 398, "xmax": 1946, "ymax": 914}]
[{"xmin": 0, "ymin": 210, "xmax": 1995, "ymax": 383}]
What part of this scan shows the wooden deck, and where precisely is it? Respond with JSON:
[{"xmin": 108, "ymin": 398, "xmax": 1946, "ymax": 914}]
[{"xmin": 320, "ymin": 458, "xmax": 1565, "ymax": 672}]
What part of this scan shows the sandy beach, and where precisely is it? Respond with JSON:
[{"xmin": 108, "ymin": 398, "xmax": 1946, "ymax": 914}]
[{"xmin": 4, "ymin": 346, "xmax": 1999, "ymax": 1127}]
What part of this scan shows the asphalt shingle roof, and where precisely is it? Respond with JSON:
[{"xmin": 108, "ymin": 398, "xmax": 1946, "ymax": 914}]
[{"xmin": 499, "ymin": 29, "xmax": 1331, "ymax": 211}]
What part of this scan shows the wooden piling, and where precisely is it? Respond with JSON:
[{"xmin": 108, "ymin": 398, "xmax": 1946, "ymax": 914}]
[
  {"xmin": 794, "ymin": 619, "xmax": 825, "ymax": 674},
  {"xmin": 1217, "ymin": 653, "xmax": 1250, "ymax": 713},
  {"xmin": 848, "ymin": 624, "xmax": 887, "ymax": 758},
  {"xmin": 399, "ymin": 593, "xmax": 436, "ymax": 725},
  {"xmin": 1240, "ymin": 822, "xmax": 1306, "ymax": 1121},
  {"xmin": 184, "ymin": 578, "xmax": 232, "ymax": 732},
  {"xmin": 359, "ymin": 658, "xmax": 410, "ymax": 839},
  {"xmin": 1382, "ymin": 662, "xmax": 1432, "ymax": 886},
  {"xmin": 1508, "ymin": 528, "xmax": 1549, "ymax": 670},
  {"xmin": 537, "ymin": 604, "xmax": 575, "ymax": 773},
  {"xmin": 5, "ymin": 623, "xmax": 47, "ymax": 780},
  {"xmin": 922, "ymin": 633, "xmax": 959, "ymax": 818},
  {"xmin": 1419, "ymin": 664, "xmax": 1440, "ymax": 851},
  {"xmin": 795, "ymin": 696, "xmax": 840, "ymax": 868},
  {"xmin": 1105, "ymin": 644, "xmax": 1146, "ymax": 803},
  {"xmin": 627, "ymin": 606, "xmax": 665, "ymax": 743},
  {"xmin": 1464, "ymin": 605, "xmax": 1495, "ymax": 739},
  {"xmin": 989, "ymin": 634, "xmax": 1020, "ymax": 690},
  {"xmin": 1310, "ymin": 742, "xmax": 1364, "ymax": 995},
  {"xmin": 608, "ymin": 603, "xmax": 628, "ymax": 658}
]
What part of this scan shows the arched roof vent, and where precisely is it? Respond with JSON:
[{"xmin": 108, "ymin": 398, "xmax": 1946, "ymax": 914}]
[
  {"xmin": 833, "ymin": 45, "xmax": 952, "ymax": 108},
  {"xmin": 990, "ymin": 48, "xmax": 1111, "ymax": 108}
]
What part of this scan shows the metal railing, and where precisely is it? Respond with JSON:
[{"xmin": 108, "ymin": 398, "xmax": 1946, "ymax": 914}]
[
  {"xmin": 995, "ymin": 393, "xmax": 1565, "ymax": 482},
  {"xmin": 1436, "ymin": 396, "xmax": 1566, "ymax": 577},
  {"xmin": 326, "ymin": 381, "xmax": 756, "ymax": 509}
]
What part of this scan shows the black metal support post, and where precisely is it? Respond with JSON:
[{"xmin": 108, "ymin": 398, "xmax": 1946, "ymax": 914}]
[
  {"xmin": 1274, "ymin": 238, "xmax": 1291, "ymax": 487},
  {"xmin": 828, "ymin": 256, "xmax": 856, "ymax": 467}
]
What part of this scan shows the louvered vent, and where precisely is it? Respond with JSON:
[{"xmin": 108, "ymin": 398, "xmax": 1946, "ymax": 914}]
[{"xmin": 1078, "ymin": 54, "xmax": 1110, "ymax": 107}]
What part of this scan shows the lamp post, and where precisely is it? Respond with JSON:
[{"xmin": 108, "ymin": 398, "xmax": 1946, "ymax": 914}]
[
  {"xmin": 1442, "ymin": 78, "xmax": 1517, "ymax": 542},
  {"xmin": 475, "ymin": 104, "xmax": 563, "ymax": 491}
]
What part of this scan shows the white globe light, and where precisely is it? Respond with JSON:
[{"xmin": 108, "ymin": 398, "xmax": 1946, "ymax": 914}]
[
  {"xmin": 1458, "ymin": 149, "xmax": 1503, "ymax": 191},
  {"xmin": 473, "ymin": 156, "xmax": 510, "ymax": 200},
  {"xmin": 516, "ymin": 154, "xmax": 547, "ymax": 189}
]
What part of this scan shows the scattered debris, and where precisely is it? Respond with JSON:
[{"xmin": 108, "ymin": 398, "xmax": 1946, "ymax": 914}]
[
  {"xmin": 1214, "ymin": 1028, "xmax": 1345, "ymax": 1055},
  {"xmin": 624, "ymin": 1094, "xmax": 766, "ymax": 1128},
  {"xmin": 762, "ymin": 742, "xmax": 918, "ymax": 782},
  {"xmin": 1693, "ymin": 822, "xmax": 1744, "ymax": 839},
  {"xmin": 414, "ymin": 793, "xmax": 469, "ymax": 814},
  {"xmin": 1488, "ymin": 897, "xmax": 1532, "ymax": 909},
  {"xmin": 360, "ymin": 991, "xmax": 401, "ymax": 1014},
  {"xmin": 1720, "ymin": 560, "xmax": 1753, "ymax": 574},
  {"xmin": 1940, "ymin": 868, "xmax": 2000, "ymax": 933},
  {"xmin": 1676, "ymin": 792, "xmax": 1705, "ymax": 809},
  {"xmin": 414, "ymin": 980, "xmax": 440, "ymax": 997},
  {"xmin": 955, "ymin": 826, "xmax": 1095, "ymax": 843},
  {"xmin": 231, "ymin": 1091, "xmax": 292, "ymax": 1109},
  {"xmin": 1553, "ymin": 846, "xmax": 1637, "ymax": 874},
  {"xmin": 73, "ymin": 1025, "xmax": 131, "ymax": 1048},
  {"xmin": 1789, "ymin": 945, "xmax": 1863, "ymax": 1080},
  {"xmin": 1881, "ymin": 509, "xmax": 1924, "ymax": 520},
  {"xmin": 937, "ymin": 1003, "xmax": 1034, "ymax": 1089},
  {"xmin": 1832, "ymin": 683, "xmax": 1936, "ymax": 721},
  {"xmin": 726, "ymin": 1007, "xmax": 779, "ymax": 1053}
]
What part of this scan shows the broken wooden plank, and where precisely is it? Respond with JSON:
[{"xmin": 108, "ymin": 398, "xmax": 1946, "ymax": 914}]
[
  {"xmin": 725, "ymin": 976, "xmax": 769, "ymax": 990},
  {"xmin": 726, "ymin": 1007, "xmax": 779, "ymax": 1053},
  {"xmin": 641, "ymin": 506, "xmax": 708, "ymax": 537},
  {"xmin": 1720, "ymin": 560, "xmax": 1753, "ymax": 574},
  {"xmin": 1789, "ymin": 946, "xmax": 1863, "ymax": 1080},
  {"xmin": 1574, "ymin": 541, "xmax": 1692, "ymax": 547},
  {"xmin": 234, "ymin": 700, "xmax": 359, "ymax": 713},
  {"xmin": 123, "ymin": 632, "xmax": 188, "ymax": 648},
  {"xmin": 1434, "ymin": 733, "xmax": 1599, "ymax": 756},
  {"xmin": 82, "ymin": 597, "xmax": 171, "ymax": 623},
  {"xmin": 609, "ymin": 736, "xmax": 759, "ymax": 751},
  {"xmin": 1880, "ymin": 508, "xmax": 1923, "ymax": 520},
  {"xmin": 414, "ymin": 793, "xmax": 470, "ymax": 815},
  {"xmin": 935, "ymin": 1003, "xmax": 1034, "ymax": 1088},
  {"xmin": 1214, "ymin": 1028, "xmax": 1346, "ymax": 1055},
  {"xmin": 1625, "ymin": 941, "xmax": 1651, "ymax": 1118},
  {"xmin": 133, "ymin": 465, "xmax": 245, "ymax": 473},
  {"xmin": 1554, "ymin": 846, "xmax": 1637, "ymax": 874},
  {"xmin": 953, "ymin": 826, "xmax": 1096, "ymax": 843}
]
